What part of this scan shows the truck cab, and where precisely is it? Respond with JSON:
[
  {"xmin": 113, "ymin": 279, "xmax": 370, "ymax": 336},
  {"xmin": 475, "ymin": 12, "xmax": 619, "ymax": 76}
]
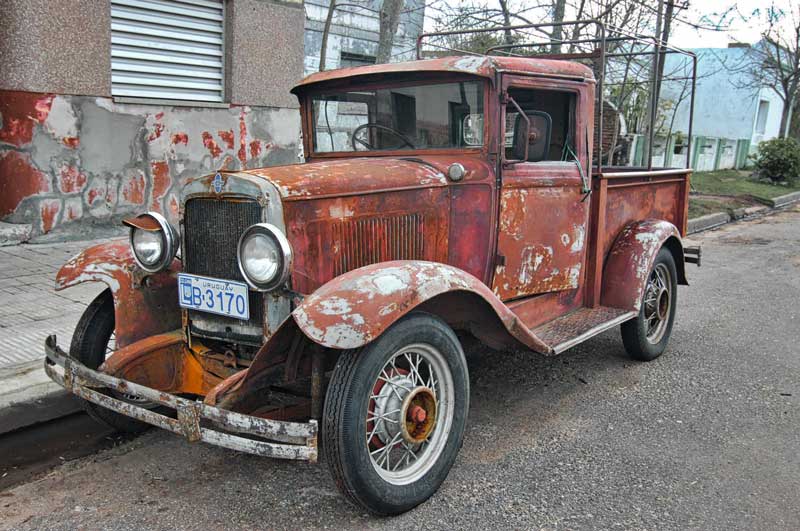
[{"xmin": 45, "ymin": 53, "xmax": 698, "ymax": 516}]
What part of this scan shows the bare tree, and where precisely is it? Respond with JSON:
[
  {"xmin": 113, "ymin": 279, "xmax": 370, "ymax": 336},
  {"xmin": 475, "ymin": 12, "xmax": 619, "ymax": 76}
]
[
  {"xmin": 550, "ymin": 0, "xmax": 566, "ymax": 53},
  {"xmin": 498, "ymin": 0, "xmax": 514, "ymax": 44},
  {"xmin": 377, "ymin": 0, "xmax": 406, "ymax": 63},
  {"xmin": 318, "ymin": 0, "xmax": 338, "ymax": 72}
]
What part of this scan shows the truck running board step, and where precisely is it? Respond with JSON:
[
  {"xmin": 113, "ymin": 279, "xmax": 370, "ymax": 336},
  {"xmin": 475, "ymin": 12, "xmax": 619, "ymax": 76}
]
[{"xmin": 533, "ymin": 306, "xmax": 637, "ymax": 355}]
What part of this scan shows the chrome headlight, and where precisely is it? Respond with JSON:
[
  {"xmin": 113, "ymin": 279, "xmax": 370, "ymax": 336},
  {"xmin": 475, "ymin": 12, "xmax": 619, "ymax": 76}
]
[
  {"xmin": 237, "ymin": 223, "xmax": 292, "ymax": 291},
  {"xmin": 123, "ymin": 212, "xmax": 178, "ymax": 273}
]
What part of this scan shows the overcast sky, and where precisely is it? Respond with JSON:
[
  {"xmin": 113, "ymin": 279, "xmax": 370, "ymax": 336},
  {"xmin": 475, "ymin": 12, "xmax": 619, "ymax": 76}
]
[
  {"xmin": 423, "ymin": 1, "xmax": 793, "ymax": 51},
  {"xmin": 670, "ymin": 0, "xmax": 780, "ymax": 49}
]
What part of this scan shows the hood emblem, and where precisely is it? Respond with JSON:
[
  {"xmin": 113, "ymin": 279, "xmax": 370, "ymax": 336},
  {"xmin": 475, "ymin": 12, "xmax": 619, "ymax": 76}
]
[{"xmin": 212, "ymin": 172, "xmax": 224, "ymax": 194}]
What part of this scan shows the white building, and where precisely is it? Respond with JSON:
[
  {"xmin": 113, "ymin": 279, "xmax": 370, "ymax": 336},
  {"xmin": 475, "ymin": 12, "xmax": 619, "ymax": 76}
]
[{"xmin": 628, "ymin": 42, "xmax": 788, "ymax": 170}]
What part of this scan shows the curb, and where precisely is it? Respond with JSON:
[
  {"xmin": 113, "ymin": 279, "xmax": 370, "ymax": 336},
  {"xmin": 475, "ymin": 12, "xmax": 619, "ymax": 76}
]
[
  {"xmin": 688, "ymin": 212, "xmax": 729, "ymax": 234},
  {"xmin": 766, "ymin": 190, "xmax": 800, "ymax": 208},
  {"xmin": 0, "ymin": 221, "xmax": 32, "ymax": 247},
  {"xmin": 688, "ymin": 193, "xmax": 799, "ymax": 234},
  {"xmin": 0, "ymin": 359, "xmax": 82, "ymax": 435}
]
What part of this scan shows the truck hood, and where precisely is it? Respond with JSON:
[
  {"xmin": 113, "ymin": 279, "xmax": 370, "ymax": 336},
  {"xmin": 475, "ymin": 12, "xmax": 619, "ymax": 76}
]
[{"xmin": 242, "ymin": 157, "xmax": 448, "ymax": 200}]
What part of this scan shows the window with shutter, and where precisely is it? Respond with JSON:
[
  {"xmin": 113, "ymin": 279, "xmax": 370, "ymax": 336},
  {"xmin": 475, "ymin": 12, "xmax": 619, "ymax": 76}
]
[{"xmin": 111, "ymin": 0, "xmax": 225, "ymax": 103}]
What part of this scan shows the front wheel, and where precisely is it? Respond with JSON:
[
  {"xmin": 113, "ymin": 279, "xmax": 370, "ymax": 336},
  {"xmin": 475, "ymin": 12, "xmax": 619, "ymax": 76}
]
[
  {"xmin": 69, "ymin": 289, "xmax": 149, "ymax": 433},
  {"xmin": 621, "ymin": 247, "xmax": 678, "ymax": 361},
  {"xmin": 322, "ymin": 313, "xmax": 469, "ymax": 515}
]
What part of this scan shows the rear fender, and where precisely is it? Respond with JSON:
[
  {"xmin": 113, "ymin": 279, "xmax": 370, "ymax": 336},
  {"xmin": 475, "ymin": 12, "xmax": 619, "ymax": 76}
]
[
  {"xmin": 601, "ymin": 220, "xmax": 688, "ymax": 312},
  {"xmin": 55, "ymin": 239, "xmax": 181, "ymax": 349},
  {"xmin": 292, "ymin": 260, "xmax": 551, "ymax": 353}
]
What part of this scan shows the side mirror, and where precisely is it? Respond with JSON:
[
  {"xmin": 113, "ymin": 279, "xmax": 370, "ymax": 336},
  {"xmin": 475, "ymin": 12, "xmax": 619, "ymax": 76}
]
[
  {"xmin": 512, "ymin": 111, "xmax": 552, "ymax": 162},
  {"xmin": 461, "ymin": 114, "xmax": 484, "ymax": 146}
]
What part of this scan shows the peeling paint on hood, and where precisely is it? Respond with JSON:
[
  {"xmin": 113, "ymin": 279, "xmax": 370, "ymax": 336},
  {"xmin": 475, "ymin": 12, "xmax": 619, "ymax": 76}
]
[{"xmin": 243, "ymin": 157, "xmax": 448, "ymax": 200}]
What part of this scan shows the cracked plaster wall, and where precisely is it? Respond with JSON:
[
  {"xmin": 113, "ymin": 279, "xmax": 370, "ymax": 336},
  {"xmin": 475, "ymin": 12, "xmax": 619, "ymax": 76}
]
[{"xmin": 0, "ymin": 90, "xmax": 301, "ymax": 237}]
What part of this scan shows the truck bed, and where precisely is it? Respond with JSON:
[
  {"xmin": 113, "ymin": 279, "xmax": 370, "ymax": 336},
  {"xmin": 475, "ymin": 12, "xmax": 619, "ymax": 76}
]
[
  {"xmin": 595, "ymin": 166, "xmax": 690, "ymax": 240},
  {"xmin": 586, "ymin": 166, "xmax": 691, "ymax": 306}
]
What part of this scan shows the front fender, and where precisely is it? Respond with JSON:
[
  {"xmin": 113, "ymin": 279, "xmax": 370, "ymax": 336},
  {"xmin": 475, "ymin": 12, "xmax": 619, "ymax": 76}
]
[
  {"xmin": 601, "ymin": 220, "xmax": 687, "ymax": 312},
  {"xmin": 292, "ymin": 260, "xmax": 551, "ymax": 353},
  {"xmin": 56, "ymin": 239, "xmax": 181, "ymax": 349}
]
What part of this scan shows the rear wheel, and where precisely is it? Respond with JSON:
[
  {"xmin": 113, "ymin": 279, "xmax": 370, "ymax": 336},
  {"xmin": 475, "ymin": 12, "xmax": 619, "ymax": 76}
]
[
  {"xmin": 322, "ymin": 313, "xmax": 469, "ymax": 515},
  {"xmin": 621, "ymin": 247, "xmax": 678, "ymax": 361},
  {"xmin": 69, "ymin": 289, "xmax": 149, "ymax": 433}
]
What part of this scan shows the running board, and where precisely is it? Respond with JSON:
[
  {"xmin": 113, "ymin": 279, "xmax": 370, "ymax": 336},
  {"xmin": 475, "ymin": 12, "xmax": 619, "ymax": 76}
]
[{"xmin": 532, "ymin": 307, "xmax": 637, "ymax": 355}]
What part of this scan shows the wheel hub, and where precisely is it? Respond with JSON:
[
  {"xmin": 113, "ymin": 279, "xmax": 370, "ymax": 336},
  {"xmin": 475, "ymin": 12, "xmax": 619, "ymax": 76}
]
[
  {"xmin": 400, "ymin": 387, "xmax": 437, "ymax": 444},
  {"xmin": 370, "ymin": 370, "xmax": 413, "ymax": 445},
  {"xmin": 657, "ymin": 287, "xmax": 669, "ymax": 320}
]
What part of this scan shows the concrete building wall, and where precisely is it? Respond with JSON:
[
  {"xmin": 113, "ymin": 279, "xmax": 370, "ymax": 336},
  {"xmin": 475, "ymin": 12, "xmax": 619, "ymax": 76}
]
[
  {"xmin": 0, "ymin": 0, "xmax": 305, "ymax": 239},
  {"xmin": 226, "ymin": 0, "xmax": 304, "ymax": 108},
  {"xmin": 0, "ymin": 0, "xmax": 111, "ymax": 96}
]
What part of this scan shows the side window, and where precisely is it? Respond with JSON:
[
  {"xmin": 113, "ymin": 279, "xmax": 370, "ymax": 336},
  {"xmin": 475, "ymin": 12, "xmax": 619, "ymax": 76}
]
[{"xmin": 505, "ymin": 88, "xmax": 576, "ymax": 162}]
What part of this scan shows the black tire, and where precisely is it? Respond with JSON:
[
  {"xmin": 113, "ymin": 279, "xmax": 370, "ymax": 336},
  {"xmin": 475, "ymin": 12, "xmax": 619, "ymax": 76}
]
[
  {"xmin": 69, "ymin": 289, "xmax": 148, "ymax": 433},
  {"xmin": 621, "ymin": 247, "xmax": 678, "ymax": 361},
  {"xmin": 322, "ymin": 312, "xmax": 469, "ymax": 515}
]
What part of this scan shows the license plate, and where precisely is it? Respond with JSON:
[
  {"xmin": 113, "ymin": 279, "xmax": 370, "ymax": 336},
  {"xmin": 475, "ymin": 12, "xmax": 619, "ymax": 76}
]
[{"xmin": 178, "ymin": 273, "xmax": 250, "ymax": 320}]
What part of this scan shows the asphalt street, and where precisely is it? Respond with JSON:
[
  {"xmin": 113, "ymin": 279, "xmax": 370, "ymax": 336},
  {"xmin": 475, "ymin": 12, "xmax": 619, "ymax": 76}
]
[{"xmin": 1, "ymin": 207, "xmax": 798, "ymax": 530}]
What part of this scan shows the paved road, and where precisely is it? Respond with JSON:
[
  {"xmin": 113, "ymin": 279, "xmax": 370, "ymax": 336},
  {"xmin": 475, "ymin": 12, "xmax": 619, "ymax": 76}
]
[{"xmin": 1, "ymin": 208, "xmax": 798, "ymax": 530}]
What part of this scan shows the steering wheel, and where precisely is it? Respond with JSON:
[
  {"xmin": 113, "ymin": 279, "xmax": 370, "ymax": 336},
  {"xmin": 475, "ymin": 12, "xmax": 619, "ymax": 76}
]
[{"xmin": 351, "ymin": 123, "xmax": 416, "ymax": 151}]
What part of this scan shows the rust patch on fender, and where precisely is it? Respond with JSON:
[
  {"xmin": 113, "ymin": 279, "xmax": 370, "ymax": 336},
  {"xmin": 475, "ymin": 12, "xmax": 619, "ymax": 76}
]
[
  {"xmin": 56, "ymin": 239, "xmax": 181, "ymax": 348},
  {"xmin": 601, "ymin": 220, "xmax": 681, "ymax": 312},
  {"xmin": 291, "ymin": 260, "xmax": 551, "ymax": 353}
]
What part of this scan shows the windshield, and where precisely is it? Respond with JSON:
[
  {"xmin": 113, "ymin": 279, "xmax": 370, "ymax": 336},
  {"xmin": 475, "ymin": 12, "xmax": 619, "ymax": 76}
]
[{"xmin": 311, "ymin": 80, "xmax": 484, "ymax": 153}]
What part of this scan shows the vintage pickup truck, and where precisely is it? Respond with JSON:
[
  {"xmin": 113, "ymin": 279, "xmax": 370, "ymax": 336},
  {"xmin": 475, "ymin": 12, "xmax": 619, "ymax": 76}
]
[{"xmin": 44, "ymin": 42, "xmax": 700, "ymax": 515}]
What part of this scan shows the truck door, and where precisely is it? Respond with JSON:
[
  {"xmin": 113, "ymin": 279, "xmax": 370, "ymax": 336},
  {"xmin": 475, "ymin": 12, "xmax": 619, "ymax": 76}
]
[{"xmin": 491, "ymin": 78, "xmax": 591, "ymax": 301}]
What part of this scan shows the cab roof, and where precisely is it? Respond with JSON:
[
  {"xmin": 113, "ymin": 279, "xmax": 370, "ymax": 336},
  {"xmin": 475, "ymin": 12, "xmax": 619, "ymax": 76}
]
[{"xmin": 291, "ymin": 55, "xmax": 596, "ymax": 94}]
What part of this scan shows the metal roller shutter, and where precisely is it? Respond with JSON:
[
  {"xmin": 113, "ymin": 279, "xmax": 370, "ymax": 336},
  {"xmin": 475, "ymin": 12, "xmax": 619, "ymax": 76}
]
[{"xmin": 111, "ymin": 0, "xmax": 225, "ymax": 102}]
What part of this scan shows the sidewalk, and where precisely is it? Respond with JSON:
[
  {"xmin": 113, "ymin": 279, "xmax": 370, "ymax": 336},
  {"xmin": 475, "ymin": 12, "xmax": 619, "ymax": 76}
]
[{"xmin": 0, "ymin": 239, "xmax": 107, "ymax": 432}]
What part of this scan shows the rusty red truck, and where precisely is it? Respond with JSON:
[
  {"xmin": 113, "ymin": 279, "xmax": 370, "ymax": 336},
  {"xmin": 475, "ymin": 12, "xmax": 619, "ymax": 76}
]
[{"xmin": 44, "ymin": 24, "xmax": 700, "ymax": 515}]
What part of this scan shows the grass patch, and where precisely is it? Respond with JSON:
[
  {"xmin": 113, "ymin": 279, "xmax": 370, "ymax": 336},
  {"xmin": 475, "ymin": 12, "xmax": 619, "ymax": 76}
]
[
  {"xmin": 691, "ymin": 170, "xmax": 800, "ymax": 200},
  {"xmin": 688, "ymin": 196, "xmax": 750, "ymax": 218}
]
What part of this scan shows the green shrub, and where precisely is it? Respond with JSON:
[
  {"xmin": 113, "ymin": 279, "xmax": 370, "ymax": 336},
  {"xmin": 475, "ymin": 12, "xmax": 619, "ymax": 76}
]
[{"xmin": 754, "ymin": 137, "xmax": 800, "ymax": 185}]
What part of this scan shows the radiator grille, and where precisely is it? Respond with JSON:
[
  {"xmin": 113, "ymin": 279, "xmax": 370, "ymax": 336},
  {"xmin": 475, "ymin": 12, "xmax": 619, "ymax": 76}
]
[
  {"xmin": 183, "ymin": 198, "xmax": 263, "ymax": 331},
  {"xmin": 332, "ymin": 213, "xmax": 424, "ymax": 276}
]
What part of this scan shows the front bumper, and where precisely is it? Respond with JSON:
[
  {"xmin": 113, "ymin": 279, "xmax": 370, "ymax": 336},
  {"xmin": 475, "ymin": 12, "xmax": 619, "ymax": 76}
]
[{"xmin": 44, "ymin": 335, "xmax": 318, "ymax": 462}]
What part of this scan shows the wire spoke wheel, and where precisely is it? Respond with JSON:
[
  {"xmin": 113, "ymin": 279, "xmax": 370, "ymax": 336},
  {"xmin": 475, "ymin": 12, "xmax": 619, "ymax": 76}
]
[
  {"xmin": 621, "ymin": 247, "xmax": 678, "ymax": 362},
  {"xmin": 366, "ymin": 343, "xmax": 454, "ymax": 485},
  {"xmin": 642, "ymin": 263, "xmax": 672, "ymax": 344},
  {"xmin": 323, "ymin": 313, "xmax": 469, "ymax": 515}
]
